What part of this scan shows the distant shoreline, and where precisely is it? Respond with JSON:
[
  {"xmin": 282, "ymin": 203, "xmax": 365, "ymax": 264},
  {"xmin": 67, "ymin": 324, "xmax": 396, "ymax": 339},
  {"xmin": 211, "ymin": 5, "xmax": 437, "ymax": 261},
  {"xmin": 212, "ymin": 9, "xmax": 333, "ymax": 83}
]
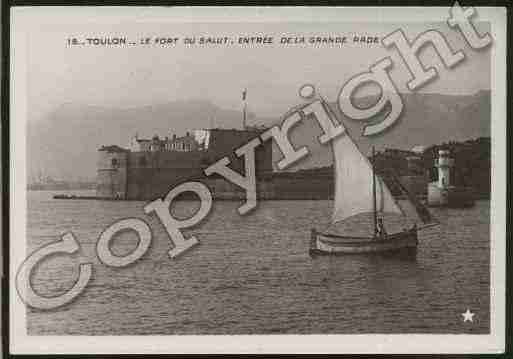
[
  {"xmin": 44, "ymin": 192, "xmax": 490, "ymax": 202},
  {"xmin": 27, "ymin": 184, "xmax": 95, "ymax": 191}
]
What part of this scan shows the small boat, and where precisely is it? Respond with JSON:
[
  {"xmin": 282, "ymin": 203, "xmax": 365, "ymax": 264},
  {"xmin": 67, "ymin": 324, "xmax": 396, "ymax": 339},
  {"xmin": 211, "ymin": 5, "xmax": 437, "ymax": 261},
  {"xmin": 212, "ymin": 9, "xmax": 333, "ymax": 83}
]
[
  {"xmin": 310, "ymin": 226, "xmax": 418, "ymax": 256},
  {"xmin": 307, "ymin": 93, "xmax": 437, "ymax": 257}
]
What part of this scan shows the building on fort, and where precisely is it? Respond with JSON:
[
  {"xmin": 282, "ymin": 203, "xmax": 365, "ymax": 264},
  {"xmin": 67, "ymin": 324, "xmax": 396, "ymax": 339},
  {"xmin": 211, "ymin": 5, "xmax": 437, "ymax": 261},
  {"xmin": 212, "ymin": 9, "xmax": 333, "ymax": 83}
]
[
  {"xmin": 97, "ymin": 128, "xmax": 274, "ymax": 200},
  {"xmin": 128, "ymin": 132, "xmax": 200, "ymax": 153}
]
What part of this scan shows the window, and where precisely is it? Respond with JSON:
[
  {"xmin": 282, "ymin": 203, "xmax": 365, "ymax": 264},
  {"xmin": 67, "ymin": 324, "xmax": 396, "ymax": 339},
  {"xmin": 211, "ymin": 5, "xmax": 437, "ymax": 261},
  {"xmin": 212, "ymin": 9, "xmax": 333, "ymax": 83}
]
[
  {"xmin": 139, "ymin": 156, "xmax": 147, "ymax": 166},
  {"xmin": 111, "ymin": 158, "xmax": 118, "ymax": 167}
]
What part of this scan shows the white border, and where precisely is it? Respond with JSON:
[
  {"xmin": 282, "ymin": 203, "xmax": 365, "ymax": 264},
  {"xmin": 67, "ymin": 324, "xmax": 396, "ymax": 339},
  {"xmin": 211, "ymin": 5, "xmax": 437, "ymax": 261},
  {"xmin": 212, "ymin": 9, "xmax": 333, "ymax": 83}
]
[{"xmin": 10, "ymin": 6, "xmax": 507, "ymax": 354}]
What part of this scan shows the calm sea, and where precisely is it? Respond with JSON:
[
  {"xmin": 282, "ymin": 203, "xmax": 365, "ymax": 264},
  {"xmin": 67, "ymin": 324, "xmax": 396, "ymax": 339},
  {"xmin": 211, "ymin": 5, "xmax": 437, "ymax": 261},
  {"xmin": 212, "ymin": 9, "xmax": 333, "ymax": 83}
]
[{"xmin": 26, "ymin": 190, "xmax": 490, "ymax": 335}]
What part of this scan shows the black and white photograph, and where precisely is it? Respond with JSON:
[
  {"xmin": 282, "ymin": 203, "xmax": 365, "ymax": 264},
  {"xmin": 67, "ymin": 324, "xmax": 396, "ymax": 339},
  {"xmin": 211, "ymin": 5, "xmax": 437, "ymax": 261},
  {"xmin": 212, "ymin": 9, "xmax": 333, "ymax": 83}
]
[{"xmin": 8, "ymin": 6, "xmax": 507, "ymax": 354}]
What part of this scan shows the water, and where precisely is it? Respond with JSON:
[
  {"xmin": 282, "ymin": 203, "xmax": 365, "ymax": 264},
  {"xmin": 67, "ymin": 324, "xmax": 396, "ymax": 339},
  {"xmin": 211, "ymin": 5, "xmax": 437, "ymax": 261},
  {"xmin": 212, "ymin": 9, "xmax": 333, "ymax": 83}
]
[{"xmin": 26, "ymin": 190, "xmax": 490, "ymax": 334}]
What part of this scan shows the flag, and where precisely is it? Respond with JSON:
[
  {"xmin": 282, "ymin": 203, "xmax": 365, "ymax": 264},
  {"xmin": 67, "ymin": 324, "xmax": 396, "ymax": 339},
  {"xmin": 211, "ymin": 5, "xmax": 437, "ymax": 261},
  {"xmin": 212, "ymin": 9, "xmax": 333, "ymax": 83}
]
[{"xmin": 242, "ymin": 89, "xmax": 247, "ymax": 101}]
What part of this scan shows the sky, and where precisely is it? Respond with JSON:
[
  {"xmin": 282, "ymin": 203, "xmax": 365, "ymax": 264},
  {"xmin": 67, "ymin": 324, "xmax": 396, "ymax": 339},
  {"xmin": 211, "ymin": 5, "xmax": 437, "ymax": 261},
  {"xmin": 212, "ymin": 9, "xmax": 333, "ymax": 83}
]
[{"xmin": 26, "ymin": 20, "xmax": 491, "ymax": 123}]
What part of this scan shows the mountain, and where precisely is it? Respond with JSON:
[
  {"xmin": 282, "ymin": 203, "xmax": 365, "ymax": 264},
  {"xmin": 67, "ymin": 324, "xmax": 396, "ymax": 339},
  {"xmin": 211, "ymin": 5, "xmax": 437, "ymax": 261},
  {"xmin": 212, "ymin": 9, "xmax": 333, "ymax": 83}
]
[
  {"xmin": 27, "ymin": 91, "xmax": 491, "ymax": 180},
  {"xmin": 27, "ymin": 99, "xmax": 263, "ymax": 180},
  {"xmin": 282, "ymin": 90, "xmax": 491, "ymax": 172}
]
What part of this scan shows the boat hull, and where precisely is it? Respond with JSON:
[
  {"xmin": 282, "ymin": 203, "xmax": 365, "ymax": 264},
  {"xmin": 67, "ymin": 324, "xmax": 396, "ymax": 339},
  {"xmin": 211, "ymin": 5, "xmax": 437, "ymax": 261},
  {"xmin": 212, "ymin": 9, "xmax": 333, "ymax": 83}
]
[{"xmin": 309, "ymin": 228, "xmax": 418, "ymax": 256}]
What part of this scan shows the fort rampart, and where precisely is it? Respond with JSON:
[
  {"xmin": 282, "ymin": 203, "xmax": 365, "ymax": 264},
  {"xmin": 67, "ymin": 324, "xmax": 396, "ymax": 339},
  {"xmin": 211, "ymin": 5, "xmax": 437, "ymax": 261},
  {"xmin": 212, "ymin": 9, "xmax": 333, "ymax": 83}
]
[
  {"xmin": 97, "ymin": 129, "xmax": 275, "ymax": 200},
  {"xmin": 97, "ymin": 128, "xmax": 428, "ymax": 201}
]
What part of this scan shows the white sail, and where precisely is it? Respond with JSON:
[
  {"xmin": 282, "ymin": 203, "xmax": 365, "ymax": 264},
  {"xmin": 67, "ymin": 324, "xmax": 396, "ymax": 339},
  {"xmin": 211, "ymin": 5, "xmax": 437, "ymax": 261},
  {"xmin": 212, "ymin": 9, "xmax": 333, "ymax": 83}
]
[{"xmin": 331, "ymin": 131, "xmax": 403, "ymax": 224}]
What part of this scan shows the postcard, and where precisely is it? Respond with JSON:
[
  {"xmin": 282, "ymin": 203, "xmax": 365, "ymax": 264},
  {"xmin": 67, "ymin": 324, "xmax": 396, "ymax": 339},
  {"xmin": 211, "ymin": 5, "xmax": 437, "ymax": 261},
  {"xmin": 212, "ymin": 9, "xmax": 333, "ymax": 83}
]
[{"xmin": 9, "ymin": 5, "xmax": 507, "ymax": 354}]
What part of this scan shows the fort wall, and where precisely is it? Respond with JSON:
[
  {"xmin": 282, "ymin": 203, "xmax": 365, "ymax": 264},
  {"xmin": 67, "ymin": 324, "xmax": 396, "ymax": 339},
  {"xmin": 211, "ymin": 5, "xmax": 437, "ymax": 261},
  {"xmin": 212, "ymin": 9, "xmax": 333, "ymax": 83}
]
[
  {"xmin": 96, "ymin": 148, "xmax": 128, "ymax": 198},
  {"xmin": 203, "ymin": 174, "xmax": 334, "ymax": 201},
  {"xmin": 125, "ymin": 151, "xmax": 204, "ymax": 199},
  {"xmin": 96, "ymin": 137, "xmax": 428, "ymax": 201},
  {"xmin": 98, "ymin": 129, "xmax": 441, "ymax": 201},
  {"xmin": 98, "ymin": 129, "xmax": 274, "ymax": 200}
]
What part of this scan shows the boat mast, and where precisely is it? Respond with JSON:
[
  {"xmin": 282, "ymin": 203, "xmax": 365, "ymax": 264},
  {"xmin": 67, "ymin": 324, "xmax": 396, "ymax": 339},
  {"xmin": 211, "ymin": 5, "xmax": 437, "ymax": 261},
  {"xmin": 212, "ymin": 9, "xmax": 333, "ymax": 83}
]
[{"xmin": 372, "ymin": 146, "xmax": 377, "ymax": 236}]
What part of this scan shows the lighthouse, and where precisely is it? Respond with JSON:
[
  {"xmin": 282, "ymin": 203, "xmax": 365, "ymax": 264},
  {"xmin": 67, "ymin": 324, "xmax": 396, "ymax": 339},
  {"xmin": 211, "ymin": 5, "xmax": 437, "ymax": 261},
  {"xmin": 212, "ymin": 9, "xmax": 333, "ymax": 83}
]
[
  {"xmin": 435, "ymin": 149, "xmax": 454, "ymax": 188},
  {"xmin": 427, "ymin": 149, "xmax": 474, "ymax": 207}
]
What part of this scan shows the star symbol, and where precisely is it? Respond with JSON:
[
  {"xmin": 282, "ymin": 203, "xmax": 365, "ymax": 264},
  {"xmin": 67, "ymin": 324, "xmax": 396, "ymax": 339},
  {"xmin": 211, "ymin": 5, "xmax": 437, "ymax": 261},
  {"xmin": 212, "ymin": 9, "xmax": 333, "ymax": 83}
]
[{"xmin": 462, "ymin": 309, "xmax": 475, "ymax": 322}]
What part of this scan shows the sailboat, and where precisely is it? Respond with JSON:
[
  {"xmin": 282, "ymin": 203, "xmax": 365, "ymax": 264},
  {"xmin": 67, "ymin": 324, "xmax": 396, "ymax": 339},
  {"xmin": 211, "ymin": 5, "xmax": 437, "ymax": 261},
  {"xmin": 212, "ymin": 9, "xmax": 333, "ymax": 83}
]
[{"xmin": 305, "ymin": 88, "xmax": 438, "ymax": 257}]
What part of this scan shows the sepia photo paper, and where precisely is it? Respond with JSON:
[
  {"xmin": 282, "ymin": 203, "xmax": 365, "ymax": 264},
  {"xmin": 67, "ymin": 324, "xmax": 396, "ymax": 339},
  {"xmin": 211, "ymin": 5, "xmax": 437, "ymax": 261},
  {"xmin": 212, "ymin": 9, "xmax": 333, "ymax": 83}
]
[{"xmin": 9, "ymin": 5, "xmax": 507, "ymax": 354}]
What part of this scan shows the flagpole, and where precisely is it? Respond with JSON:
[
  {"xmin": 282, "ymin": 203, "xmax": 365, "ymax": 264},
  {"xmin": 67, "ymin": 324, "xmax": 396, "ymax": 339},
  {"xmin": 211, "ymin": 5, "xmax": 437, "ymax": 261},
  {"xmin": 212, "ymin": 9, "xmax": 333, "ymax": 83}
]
[
  {"xmin": 243, "ymin": 102, "xmax": 247, "ymax": 129},
  {"xmin": 242, "ymin": 88, "xmax": 247, "ymax": 129}
]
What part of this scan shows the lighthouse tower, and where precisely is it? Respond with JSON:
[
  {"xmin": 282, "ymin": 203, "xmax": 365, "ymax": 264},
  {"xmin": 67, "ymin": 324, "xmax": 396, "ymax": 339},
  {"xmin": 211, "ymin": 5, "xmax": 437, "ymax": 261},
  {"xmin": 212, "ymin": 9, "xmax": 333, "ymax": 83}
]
[
  {"xmin": 427, "ymin": 148, "xmax": 473, "ymax": 207},
  {"xmin": 435, "ymin": 149, "xmax": 454, "ymax": 188}
]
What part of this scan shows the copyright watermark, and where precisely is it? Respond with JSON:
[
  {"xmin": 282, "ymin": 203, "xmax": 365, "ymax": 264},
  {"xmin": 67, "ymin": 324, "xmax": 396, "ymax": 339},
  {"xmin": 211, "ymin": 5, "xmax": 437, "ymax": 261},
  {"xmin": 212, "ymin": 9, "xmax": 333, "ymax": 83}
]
[{"xmin": 16, "ymin": 2, "xmax": 493, "ymax": 310}]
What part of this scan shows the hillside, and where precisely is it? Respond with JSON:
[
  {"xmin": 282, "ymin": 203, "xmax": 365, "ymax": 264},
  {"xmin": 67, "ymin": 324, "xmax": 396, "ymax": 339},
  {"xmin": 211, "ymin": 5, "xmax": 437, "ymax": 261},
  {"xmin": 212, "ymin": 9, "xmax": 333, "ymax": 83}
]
[
  {"xmin": 271, "ymin": 90, "xmax": 491, "ymax": 172},
  {"xmin": 27, "ymin": 99, "xmax": 263, "ymax": 180},
  {"xmin": 27, "ymin": 90, "xmax": 491, "ymax": 180}
]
